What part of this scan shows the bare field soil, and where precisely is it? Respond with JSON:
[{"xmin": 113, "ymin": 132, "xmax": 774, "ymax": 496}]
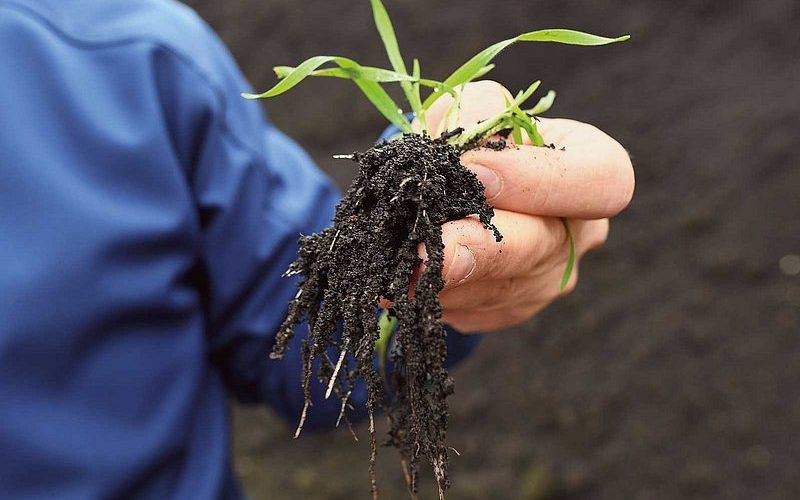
[{"xmin": 185, "ymin": 1, "xmax": 800, "ymax": 498}]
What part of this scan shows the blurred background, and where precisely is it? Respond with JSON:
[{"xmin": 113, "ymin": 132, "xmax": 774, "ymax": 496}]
[{"xmin": 184, "ymin": 0, "xmax": 799, "ymax": 498}]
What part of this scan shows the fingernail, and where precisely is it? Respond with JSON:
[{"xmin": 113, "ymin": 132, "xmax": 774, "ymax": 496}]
[
  {"xmin": 465, "ymin": 163, "xmax": 503, "ymax": 200},
  {"xmin": 445, "ymin": 244, "xmax": 476, "ymax": 286}
]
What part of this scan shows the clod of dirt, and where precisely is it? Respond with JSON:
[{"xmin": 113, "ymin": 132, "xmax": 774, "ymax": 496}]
[{"xmin": 271, "ymin": 133, "xmax": 501, "ymax": 498}]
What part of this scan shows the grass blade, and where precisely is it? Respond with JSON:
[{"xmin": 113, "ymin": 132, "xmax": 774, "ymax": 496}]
[
  {"xmin": 504, "ymin": 94, "xmax": 524, "ymax": 144},
  {"xmin": 273, "ymin": 65, "xmax": 454, "ymax": 97},
  {"xmin": 370, "ymin": 0, "xmax": 418, "ymax": 114},
  {"xmin": 274, "ymin": 65, "xmax": 418, "ymax": 83},
  {"xmin": 527, "ymin": 90, "xmax": 556, "ymax": 115},
  {"xmin": 512, "ymin": 123, "xmax": 523, "ymax": 145},
  {"xmin": 245, "ymin": 55, "xmax": 412, "ymax": 132},
  {"xmin": 443, "ymin": 84, "xmax": 465, "ymax": 135},
  {"xmin": 515, "ymin": 81, "xmax": 541, "ymax": 107},
  {"xmin": 529, "ymin": 121, "xmax": 545, "ymax": 147},
  {"xmin": 508, "ymin": 83, "xmax": 544, "ymax": 145},
  {"xmin": 411, "ymin": 59, "xmax": 425, "ymax": 131},
  {"xmin": 422, "ymin": 38, "xmax": 516, "ymax": 110},
  {"xmin": 560, "ymin": 218, "xmax": 576, "ymax": 291},
  {"xmin": 423, "ymin": 29, "xmax": 628, "ymax": 110},
  {"xmin": 517, "ymin": 29, "xmax": 630, "ymax": 45},
  {"xmin": 243, "ymin": 55, "xmax": 345, "ymax": 99},
  {"xmin": 353, "ymin": 79, "xmax": 413, "ymax": 132},
  {"xmin": 370, "ymin": 0, "xmax": 408, "ymax": 76},
  {"xmin": 473, "ymin": 63, "xmax": 496, "ymax": 80}
]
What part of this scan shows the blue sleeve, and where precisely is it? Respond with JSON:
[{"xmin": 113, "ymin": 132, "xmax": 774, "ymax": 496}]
[{"xmin": 185, "ymin": 31, "xmax": 479, "ymax": 430}]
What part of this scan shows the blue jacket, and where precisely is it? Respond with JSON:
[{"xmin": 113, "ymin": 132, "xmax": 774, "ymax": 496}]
[{"xmin": 0, "ymin": 1, "xmax": 478, "ymax": 498}]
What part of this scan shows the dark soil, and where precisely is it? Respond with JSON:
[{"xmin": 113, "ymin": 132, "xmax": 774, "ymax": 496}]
[
  {"xmin": 272, "ymin": 134, "xmax": 500, "ymax": 498},
  {"xmin": 187, "ymin": 0, "xmax": 800, "ymax": 498}
]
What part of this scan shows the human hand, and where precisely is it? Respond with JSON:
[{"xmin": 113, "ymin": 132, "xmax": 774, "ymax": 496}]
[{"xmin": 417, "ymin": 81, "xmax": 634, "ymax": 332}]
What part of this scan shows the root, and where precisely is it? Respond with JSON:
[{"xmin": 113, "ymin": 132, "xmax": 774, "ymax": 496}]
[
  {"xmin": 293, "ymin": 399, "xmax": 310, "ymax": 440},
  {"xmin": 369, "ymin": 410, "xmax": 378, "ymax": 500},
  {"xmin": 272, "ymin": 134, "xmax": 501, "ymax": 497},
  {"xmin": 325, "ymin": 341, "xmax": 348, "ymax": 399}
]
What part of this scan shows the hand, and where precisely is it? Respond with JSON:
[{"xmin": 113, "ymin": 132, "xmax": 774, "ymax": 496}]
[{"xmin": 417, "ymin": 81, "xmax": 634, "ymax": 333}]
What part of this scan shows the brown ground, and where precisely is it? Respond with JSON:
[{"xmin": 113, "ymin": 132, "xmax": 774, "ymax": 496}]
[{"xmin": 185, "ymin": 1, "xmax": 800, "ymax": 498}]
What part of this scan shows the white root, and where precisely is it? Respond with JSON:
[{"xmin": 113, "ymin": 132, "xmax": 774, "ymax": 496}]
[
  {"xmin": 293, "ymin": 399, "xmax": 310, "ymax": 439},
  {"xmin": 329, "ymin": 229, "xmax": 341, "ymax": 253},
  {"xmin": 335, "ymin": 389, "xmax": 352, "ymax": 428},
  {"xmin": 325, "ymin": 341, "xmax": 348, "ymax": 399}
]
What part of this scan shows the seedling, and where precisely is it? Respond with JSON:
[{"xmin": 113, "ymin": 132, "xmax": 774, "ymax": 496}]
[{"xmin": 245, "ymin": 1, "xmax": 627, "ymax": 498}]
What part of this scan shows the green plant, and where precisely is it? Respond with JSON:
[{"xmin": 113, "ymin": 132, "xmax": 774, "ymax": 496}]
[
  {"xmin": 244, "ymin": 1, "xmax": 627, "ymax": 140},
  {"xmin": 245, "ymin": 1, "xmax": 626, "ymax": 300},
  {"xmin": 245, "ymin": 2, "xmax": 627, "ymax": 497}
]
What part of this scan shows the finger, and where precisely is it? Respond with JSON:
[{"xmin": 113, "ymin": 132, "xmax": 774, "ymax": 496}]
[
  {"xmin": 441, "ymin": 265, "xmax": 581, "ymax": 333},
  {"xmin": 440, "ymin": 277, "xmax": 544, "ymax": 313},
  {"xmin": 439, "ymin": 238, "xmax": 590, "ymax": 311},
  {"xmin": 437, "ymin": 211, "xmax": 566, "ymax": 290},
  {"xmin": 439, "ymin": 212, "xmax": 561, "ymax": 289},
  {"xmin": 438, "ymin": 214, "xmax": 609, "ymax": 289},
  {"xmin": 442, "ymin": 303, "xmax": 545, "ymax": 333},
  {"xmin": 437, "ymin": 214, "xmax": 606, "ymax": 293},
  {"xmin": 461, "ymin": 118, "xmax": 634, "ymax": 218}
]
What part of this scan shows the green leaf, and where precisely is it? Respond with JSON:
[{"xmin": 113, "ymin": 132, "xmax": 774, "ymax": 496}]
[
  {"xmin": 527, "ymin": 90, "xmax": 556, "ymax": 115},
  {"xmin": 504, "ymin": 94, "xmax": 524, "ymax": 144},
  {"xmin": 505, "ymin": 84, "xmax": 545, "ymax": 145},
  {"xmin": 515, "ymin": 81, "xmax": 541, "ymax": 108},
  {"xmin": 517, "ymin": 29, "xmax": 630, "ymax": 45},
  {"xmin": 422, "ymin": 29, "xmax": 628, "ymax": 110},
  {"xmin": 560, "ymin": 218, "xmax": 576, "ymax": 291},
  {"xmin": 473, "ymin": 63, "xmax": 496, "ymax": 80},
  {"xmin": 456, "ymin": 81, "xmax": 538, "ymax": 144},
  {"xmin": 243, "ymin": 56, "xmax": 349, "ymax": 99},
  {"xmin": 421, "ymin": 38, "xmax": 516, "ymax": 110},
  {"xmin": 419, "ymin": 79, "xmax": 457, "ymax": 98},
  {"xmin": 511, "ymin": 124, "xmax": 523, "ymax": 145},
  {"xmin": 353, "ymin": 79, "xmax": 413, "ymax": 132},
  {"xmin": 443, "ymin": 84, "xmax": 465, "ymax": 134},
  {"xmin": 410, "ymin": 59, "xmax": 425, "ymax": 131},
  {"xmin": 369, "ymin": 0, "xmax": 408, "ymax": 76},
  {"xmin": 273, "ymin": 64, "xmax": 454, "ymax": 97},
  {"xmin": 529, "ymin": 121, "xmax": 545, "ymax": 147},
  {"xmin": 412, "ymin": 58, "xmax": 421, "ymax": 86},
  {"xmin": 244, "ymin": 55, "xmax": 412, "ymax": 132},
  {"xmin": 273, "ymin": 64, "xmax": 418, "ymax": 83},
  {"xmin": 370, "ymin": 0, "xmax": 419, "ymax": 115}
]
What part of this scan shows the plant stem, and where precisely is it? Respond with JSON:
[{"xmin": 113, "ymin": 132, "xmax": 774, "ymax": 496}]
[{"xmin": 376, "ymin": 308, "xmax": 397, "ymax": 378}]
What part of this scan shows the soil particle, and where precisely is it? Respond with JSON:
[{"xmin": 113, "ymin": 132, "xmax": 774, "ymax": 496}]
[{"xmin": 485, "ymin": 139, "xmax": 507, "ymax": 151}]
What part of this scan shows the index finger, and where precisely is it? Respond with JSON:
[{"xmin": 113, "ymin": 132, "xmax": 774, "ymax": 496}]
[{"xmin": 460, "ymin": 118, "xmax": 635, "ymax": 219}]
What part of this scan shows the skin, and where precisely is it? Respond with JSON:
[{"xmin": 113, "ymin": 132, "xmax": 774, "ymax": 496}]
[{"xmin": 417, "ymin": 81, "xmax": 635, "ymax": 333}]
